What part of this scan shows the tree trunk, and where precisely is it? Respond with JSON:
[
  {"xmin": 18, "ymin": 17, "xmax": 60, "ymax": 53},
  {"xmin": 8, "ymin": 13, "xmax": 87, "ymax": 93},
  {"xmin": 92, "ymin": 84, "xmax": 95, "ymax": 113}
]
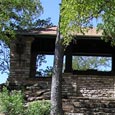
[{"xmin": 50, "ymin": 29, "xmax": 64, "ymax": 115}]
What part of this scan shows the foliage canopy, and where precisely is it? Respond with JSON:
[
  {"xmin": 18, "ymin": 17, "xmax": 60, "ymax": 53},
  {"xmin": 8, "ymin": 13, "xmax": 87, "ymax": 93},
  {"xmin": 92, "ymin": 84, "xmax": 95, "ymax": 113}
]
[
  {"xmin": 60, "ymin": 0, "xmax": 115, "ymax": 45},
  {"xmin": 0, "ymin": 0, "xmax": 43, "ymax": 43}
]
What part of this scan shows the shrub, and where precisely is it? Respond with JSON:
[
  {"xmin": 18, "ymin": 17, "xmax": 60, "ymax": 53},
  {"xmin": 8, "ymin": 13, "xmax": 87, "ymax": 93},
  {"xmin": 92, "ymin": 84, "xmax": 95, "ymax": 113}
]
[
  {"xmin": 0, "ymin": 87, "xmax": 25, "ymax": 115},
  {"xmin": 0, "ymin": 87, "xmax": 51, "ymax": 115},
  {"xmin": 26, "ymin": 100, "xmax": 51, "ymax": 115}
]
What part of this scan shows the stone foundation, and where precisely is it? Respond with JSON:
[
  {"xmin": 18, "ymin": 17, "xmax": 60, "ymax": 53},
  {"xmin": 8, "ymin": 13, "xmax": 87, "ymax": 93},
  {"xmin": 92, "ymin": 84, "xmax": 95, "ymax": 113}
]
[
  {"xmin": 2, "ymin": 74, "xmax": 115, "ymax": 114},
  {"xmin": 63, "ymin": 97, "xmax": 115, "ymax": 115}
]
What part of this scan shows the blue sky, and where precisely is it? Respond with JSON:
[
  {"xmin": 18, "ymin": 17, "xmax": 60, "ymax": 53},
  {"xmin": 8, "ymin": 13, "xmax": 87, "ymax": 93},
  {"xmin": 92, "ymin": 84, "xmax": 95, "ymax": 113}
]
[
  {"xmin": 0, "ymin": 0, "xmax": 61, "ymax": 84},
  {"xmin": 40, "ymin": 0, "xmax": 61, "ymax": 25}
]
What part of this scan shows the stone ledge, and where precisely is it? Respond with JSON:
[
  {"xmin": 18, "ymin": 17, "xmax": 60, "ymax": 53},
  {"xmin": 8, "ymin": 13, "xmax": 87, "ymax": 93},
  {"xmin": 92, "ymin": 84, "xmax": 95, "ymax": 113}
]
[{"xmin": 68, "ymin": 97, "xmax": 115, "ymax": 100}]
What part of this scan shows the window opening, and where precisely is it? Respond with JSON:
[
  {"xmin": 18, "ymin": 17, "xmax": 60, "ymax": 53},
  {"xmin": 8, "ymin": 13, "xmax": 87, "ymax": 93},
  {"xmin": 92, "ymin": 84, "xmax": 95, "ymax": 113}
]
[
  {"xmin": 36, "ymin": 55, "xmax": 54, "ymax": 77},
  {"xmin": 36, "ymin": 55, "xmax": 66, "ymax": 77},
  {"xmin": 72, "ymin": 56, "xmax": 112, "ymax": 72}
]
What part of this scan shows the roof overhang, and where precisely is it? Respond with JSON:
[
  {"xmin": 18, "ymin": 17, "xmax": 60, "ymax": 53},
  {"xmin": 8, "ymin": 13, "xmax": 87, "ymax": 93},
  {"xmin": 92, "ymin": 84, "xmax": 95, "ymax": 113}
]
[{"xmin": 16, "ymin": 26, "xmax": 102, "ymax": 38}]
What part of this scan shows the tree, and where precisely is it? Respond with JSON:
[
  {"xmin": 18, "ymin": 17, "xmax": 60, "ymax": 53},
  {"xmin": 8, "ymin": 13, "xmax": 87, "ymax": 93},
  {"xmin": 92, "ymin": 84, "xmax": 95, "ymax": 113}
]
[
  {"xmin": 72, "ymin": 56, "xmax": 111, "ymax": 71},
  {"xmin": 50, "ymin": 26, "xmax": 64, "ymax": 115},
  {"xmin": 0, "ymin": 41, "xmax": 10, "ymax": 75},
  {"xmin": 51, "ymin": 0, "xmax": 115, "ymax": 115},
  {"xmin": 37, "ymin": 66, "xmax": 53, "ymax": 77},
  {"xmin": 60, "ymin": 0, "xmax": 115, "ymax": 45},
  {"xmin": 0, "ymin": 0, "xmax": 43, "ymax": 44}
]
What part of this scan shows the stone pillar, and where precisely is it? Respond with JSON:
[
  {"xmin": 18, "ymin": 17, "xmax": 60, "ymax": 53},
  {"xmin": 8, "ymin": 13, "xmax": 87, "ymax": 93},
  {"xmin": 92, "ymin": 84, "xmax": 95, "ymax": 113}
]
[
  {"xmin": 8, "ymin": 37, "xmax": 34, "ymax": 84},
  {"xmin": 64, "ymin": 45, "xmax": 72, "ymax": 73}
]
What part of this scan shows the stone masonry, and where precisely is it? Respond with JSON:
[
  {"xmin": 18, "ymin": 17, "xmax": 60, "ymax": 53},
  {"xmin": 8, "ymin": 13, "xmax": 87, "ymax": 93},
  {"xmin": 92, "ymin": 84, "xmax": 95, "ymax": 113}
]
[
  {"xmin": 5, "ymin": 73, "xmax": 115, "ymax": 114},
  {"xmin": 8, "ymin": 37, "xmax": 34, "ymax": 84}
]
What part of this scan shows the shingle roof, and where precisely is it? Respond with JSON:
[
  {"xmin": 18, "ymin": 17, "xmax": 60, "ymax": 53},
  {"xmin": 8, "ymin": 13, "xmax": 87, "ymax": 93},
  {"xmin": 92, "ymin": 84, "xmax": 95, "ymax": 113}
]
[
  {"xmin": 76, "ymin": 28, "xmax": 102, "ymax": 37},
  {"xmin": 17, "ymin": 26, "xmax": 102, "ymax": 37}
]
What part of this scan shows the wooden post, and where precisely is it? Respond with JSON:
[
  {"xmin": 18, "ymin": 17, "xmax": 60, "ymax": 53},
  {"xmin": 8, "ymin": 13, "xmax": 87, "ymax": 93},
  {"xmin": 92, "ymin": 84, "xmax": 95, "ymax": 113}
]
[
  {"xmin": 64, "ymin": 45, "xmax": 72, "ymax": 73},
  {"xmin": 30, "ymin": 52, "xmax": 37, "ymax": 77},
  {"xmin": 112, "ymin": 53, "xmax": 115, "ymax": 73}
]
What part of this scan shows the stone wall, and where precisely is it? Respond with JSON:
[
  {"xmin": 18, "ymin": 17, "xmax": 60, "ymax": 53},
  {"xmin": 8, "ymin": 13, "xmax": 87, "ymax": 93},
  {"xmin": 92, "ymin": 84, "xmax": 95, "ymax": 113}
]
[
  {"xmin": 77, "ymin": 76, "xmax": 114, "ymax": 97},
  {"xmin": 7, "ymin": 74, "xmax": 115, "ymax": 100},
  {"xmin": 63, "ymin": 74, "xmax": 115, "ymax": 98},
  {"xmin": 63, "ymin": 97, "xmax": 115, "ymax": 115},
  {"xmin": 5, "ymin": 73, "xmax": 115, "ymax": 114},
  {"xmin": 62, "ymin": 74, "xmax": 115, "ymax": 114}
]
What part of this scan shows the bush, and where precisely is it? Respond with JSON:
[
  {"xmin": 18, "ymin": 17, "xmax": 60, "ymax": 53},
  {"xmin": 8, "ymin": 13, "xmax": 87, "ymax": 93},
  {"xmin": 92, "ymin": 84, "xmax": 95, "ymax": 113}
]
[
  {"xmin": 0, "ymin": 87, "xmax": 51, "ymax": 115},
  {"xmin": 0, "ymin": 87, "xmax": 25, "ymax": 115},
  {"xmin": 26, "ymin": 100, "xmax": 51, "ymax": 115}
]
